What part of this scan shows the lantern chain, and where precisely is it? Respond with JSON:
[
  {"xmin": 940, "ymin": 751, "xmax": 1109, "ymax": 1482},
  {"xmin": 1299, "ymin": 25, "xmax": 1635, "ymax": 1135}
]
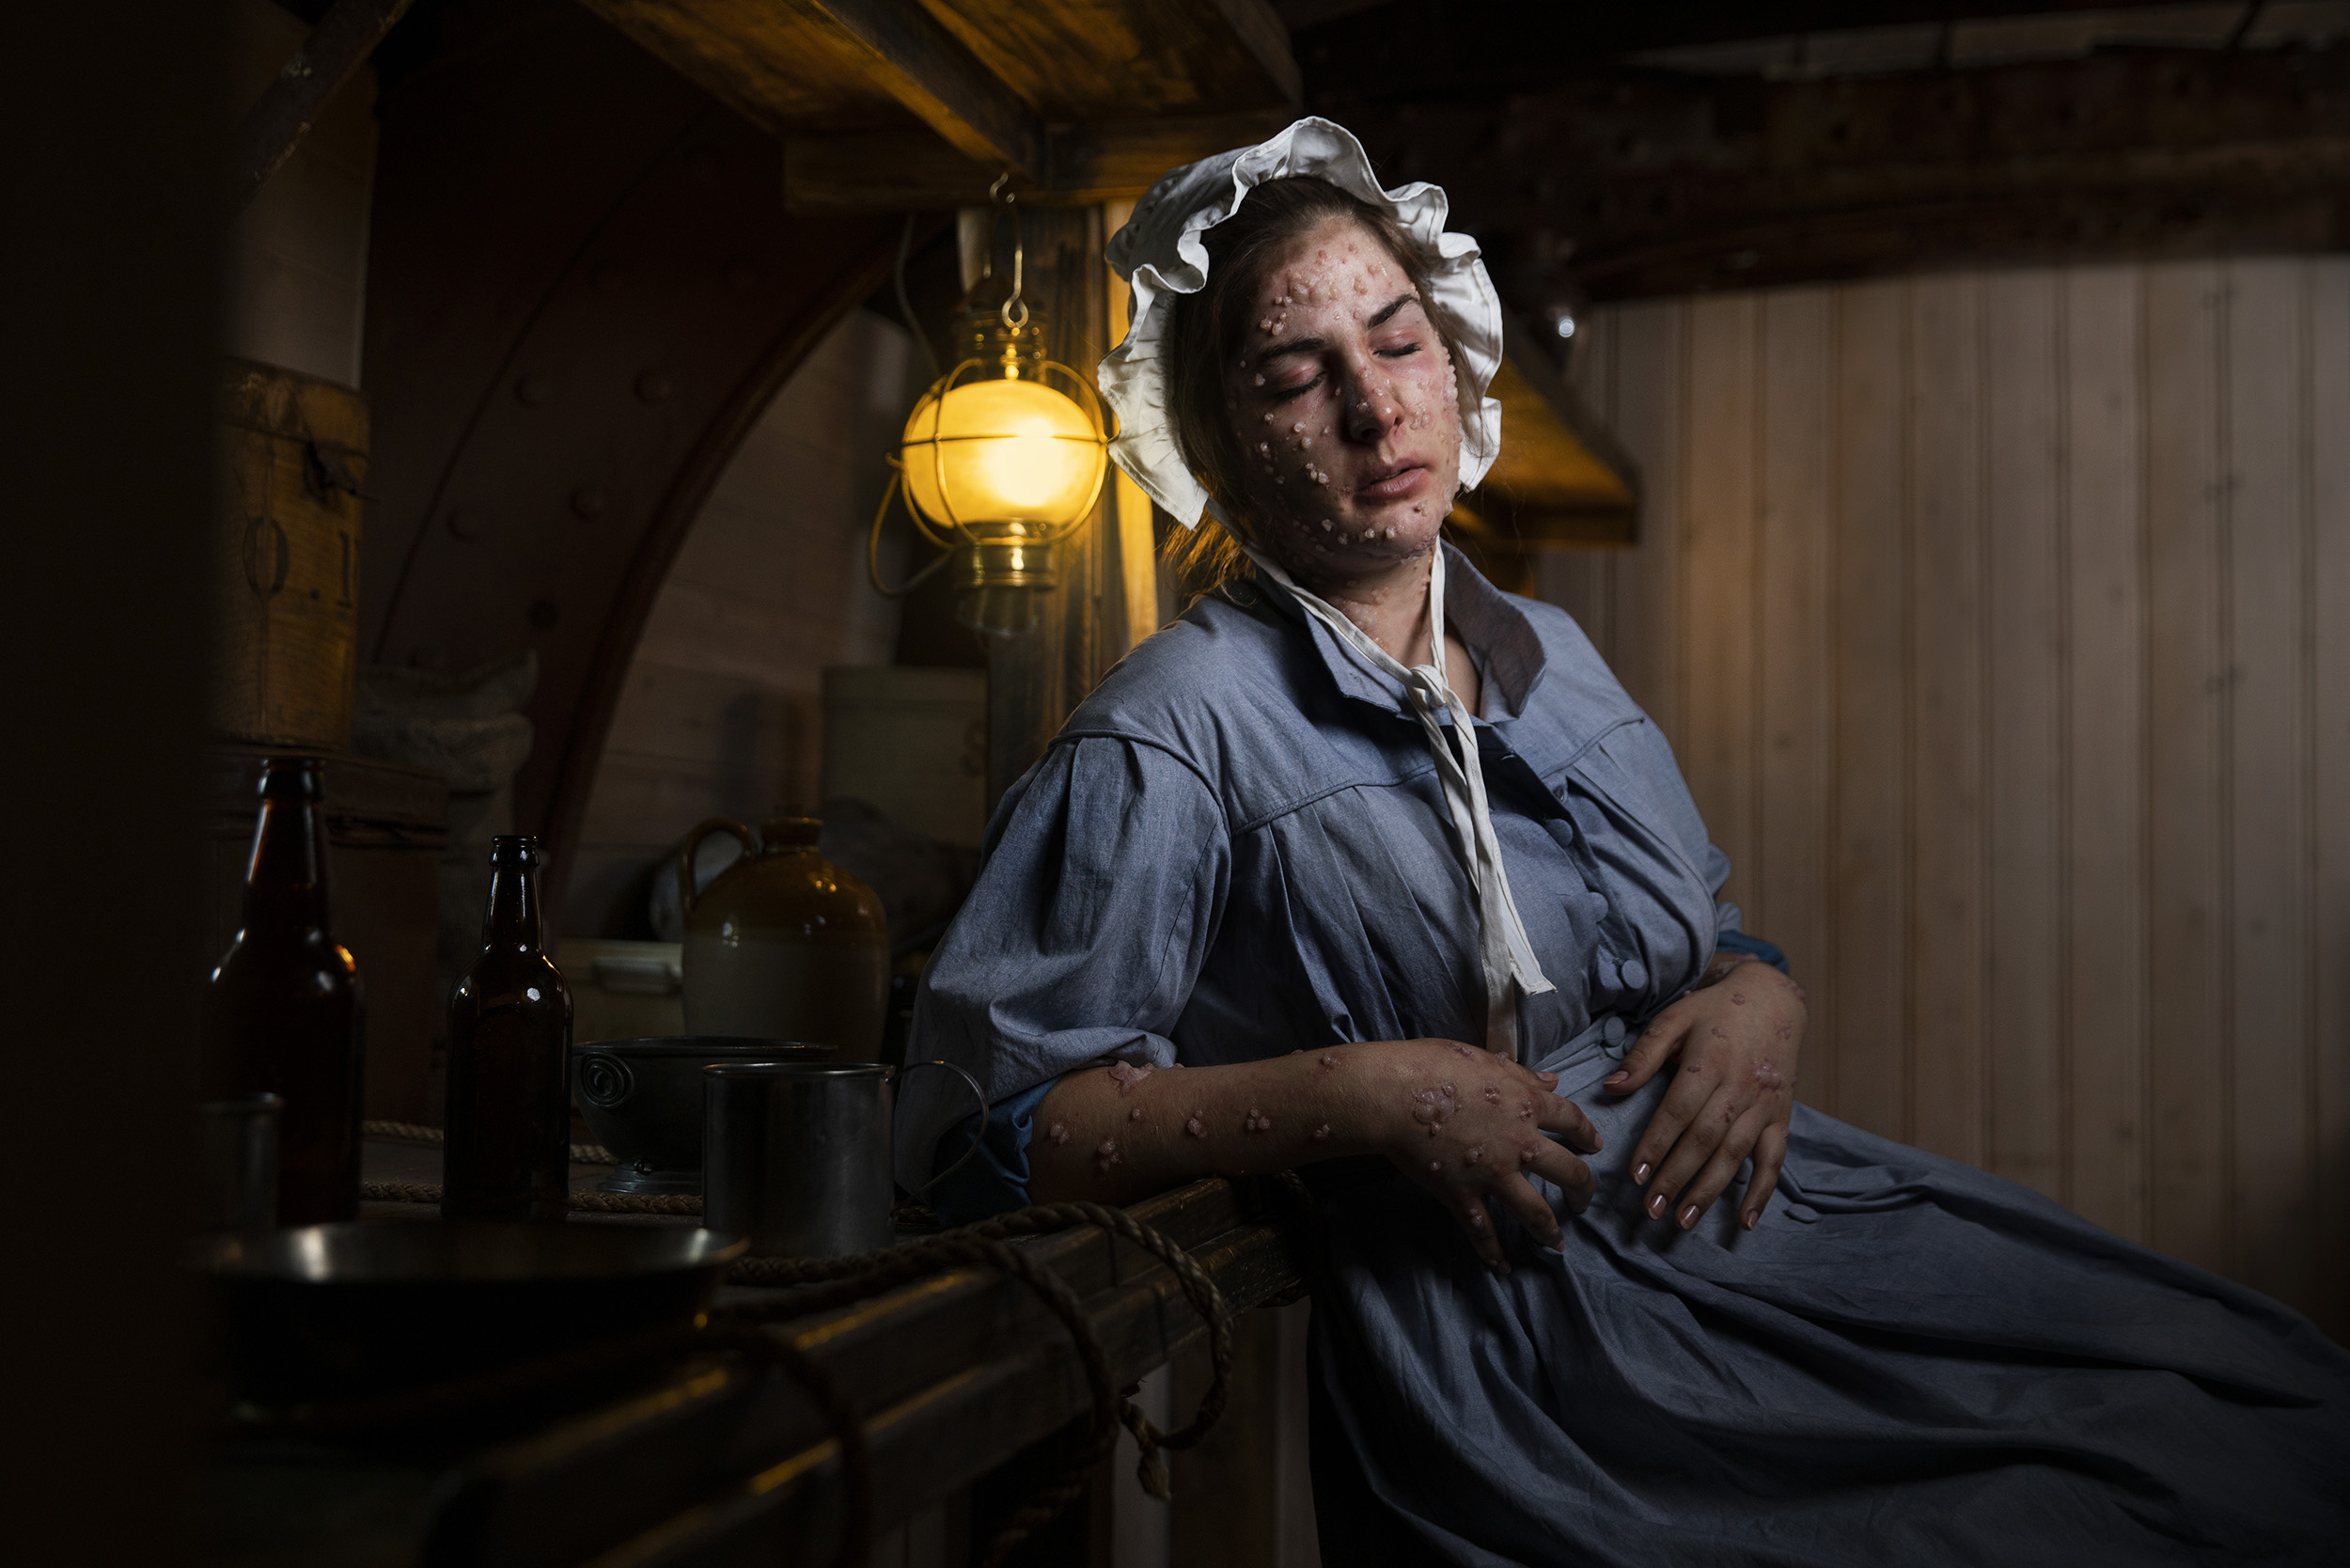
[{"xmin": 991, "ymin": 172, "xmax": 1029, "ymax": 335}]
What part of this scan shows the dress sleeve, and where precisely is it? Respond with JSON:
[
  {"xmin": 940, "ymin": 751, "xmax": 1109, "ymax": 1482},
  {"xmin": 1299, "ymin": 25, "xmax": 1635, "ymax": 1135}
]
[
  {"xmin": 1586, "ymin": 717, "xmax": 1788, "ymax": 975},
  {"xmin": 1715, "ymin": 929, "xmax": 1791, "ymax": 975},
  {"xmin": 1667, "ymin": 780, "xmax": 1791, "ymax": 973},
  {"xmin": 891, "ymin": 735, "xmax": 1230, "ymax": 1214},
  {"xmin": 1680, "ymin": 818, "xmax": 1790, "ymax": 967}
]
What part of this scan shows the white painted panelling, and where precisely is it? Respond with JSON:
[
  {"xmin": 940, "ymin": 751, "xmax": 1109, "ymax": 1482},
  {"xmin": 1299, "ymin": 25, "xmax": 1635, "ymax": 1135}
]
[
  {"xmin": 566, "ymin": 308, "xmax": 917, "ymax": 935},
  {"xmin": 1552, "ymin": 259, "xmax": 2350, "ymax": 1337}
]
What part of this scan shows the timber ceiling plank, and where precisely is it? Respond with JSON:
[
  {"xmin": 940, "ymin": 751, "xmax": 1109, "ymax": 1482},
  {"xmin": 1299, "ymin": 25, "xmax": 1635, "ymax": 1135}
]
[
  {"xmin": 916, "ymin": 0, "xmax": 1301, "ymax": 119},
  {"xmin": 578, "ymin": 0, "xmax": 913, "ymax": 132},
  {"xmin": 588, "ymin": 0, "xmax": 1306, "ymax": 207},
  {"xmin": 782, "ymin": 108, "xmax": 1297, "ymax": 208},
  {"xmin": 1288, "ymin": 0, "xmax": 2224, "ymax": 100},
  {"xmin": 785, "ymin": 0, "xmax": 1043, "ymax": 171},
  {"xmin": 1323, "ymin": 43, "xmax": 2350, "ymax": 302},
  {"xmin": 582, "ymin": 0, "xmax": 1044, "ymax": 172},
  {"xmin": 586, "ymin": 0, "xmax": 1298, "ymax": 176}
]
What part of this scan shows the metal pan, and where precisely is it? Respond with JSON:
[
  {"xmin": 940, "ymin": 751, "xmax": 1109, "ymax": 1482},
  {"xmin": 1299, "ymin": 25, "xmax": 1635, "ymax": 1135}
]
[{"xmin": 197, "ymin": 1222, "xmax": 744, "ymax": 1413}]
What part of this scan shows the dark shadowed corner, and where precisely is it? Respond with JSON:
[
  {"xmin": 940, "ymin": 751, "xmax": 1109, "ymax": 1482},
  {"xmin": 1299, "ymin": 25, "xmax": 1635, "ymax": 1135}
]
[{"xmin": 0, "ymin": 1, "xmax": 222, "ymax": 1558}]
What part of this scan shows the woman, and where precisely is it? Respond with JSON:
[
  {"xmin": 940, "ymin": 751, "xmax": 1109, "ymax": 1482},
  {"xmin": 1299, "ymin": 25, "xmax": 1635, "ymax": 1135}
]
[{"xmin": 896, "ymin": 118, "xmax": 2350, "ymax": 1565}]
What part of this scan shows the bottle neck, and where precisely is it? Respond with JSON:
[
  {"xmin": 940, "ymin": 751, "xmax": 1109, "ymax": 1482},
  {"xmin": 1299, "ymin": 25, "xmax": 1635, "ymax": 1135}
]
[
  {"xmin": 242, "ymin": 781, "xmax": 331, "ymax": 933},
  {"xmin": 482, "ymin": 859, "xmax": 543, "ymax": 951}
]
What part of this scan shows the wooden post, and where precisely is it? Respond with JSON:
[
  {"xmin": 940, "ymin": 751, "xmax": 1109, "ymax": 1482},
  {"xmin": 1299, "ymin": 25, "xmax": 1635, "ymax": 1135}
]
[
  {"xmin": 983, "ymin": 203, "xmax": 1139, "ymax": 808},
  {"xmin": 1169, "ymin": 1301, "xmax": 1320, "ymax": 1567},
  {"xmin": 966, "ymin": 207, "xmax": 1139, "ymax": 1568}
]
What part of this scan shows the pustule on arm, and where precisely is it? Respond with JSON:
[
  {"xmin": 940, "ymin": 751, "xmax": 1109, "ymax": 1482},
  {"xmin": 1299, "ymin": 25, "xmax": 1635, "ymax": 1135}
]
[
  {"xmin": 1026, "ymin": 1046, "xmax": 1393, "ymax": 1206},
  {"xmin": 1024, "ymin": 1038, "xmax": 1605, "ymax": 1278}
]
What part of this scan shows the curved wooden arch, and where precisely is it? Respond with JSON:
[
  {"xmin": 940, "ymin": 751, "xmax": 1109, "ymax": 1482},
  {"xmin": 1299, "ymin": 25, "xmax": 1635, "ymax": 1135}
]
[{"xmin": 361, "ymin": 0, "xmax": 898, "ymax": 919}]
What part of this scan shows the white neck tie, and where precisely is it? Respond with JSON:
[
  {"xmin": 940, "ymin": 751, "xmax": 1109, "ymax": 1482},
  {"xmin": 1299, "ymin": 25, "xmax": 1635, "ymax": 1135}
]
[{"xmin": 1242, "ymin": 545, "xmax": 1554, "ymax": 1058}]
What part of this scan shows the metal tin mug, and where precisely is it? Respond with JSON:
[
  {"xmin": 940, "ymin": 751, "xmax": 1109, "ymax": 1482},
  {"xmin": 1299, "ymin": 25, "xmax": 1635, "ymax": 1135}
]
[{"xmin": 701, "ymin": 1060, "xmax": 987, "ymax": 1258}]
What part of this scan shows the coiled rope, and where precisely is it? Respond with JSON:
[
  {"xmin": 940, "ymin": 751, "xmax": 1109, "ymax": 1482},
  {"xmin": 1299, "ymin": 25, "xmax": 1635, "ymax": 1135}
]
[
  {"xmin": 726, "ymin": 1199, "xmax": 1234, "ymax": 1513},
  {"xmin": 361, "ymin": 1118, "xmax": 616, "ymax": 1168},
  {"xmin": 359, "ymin": 1179, "xmax": 705, "ymax": 1215}
]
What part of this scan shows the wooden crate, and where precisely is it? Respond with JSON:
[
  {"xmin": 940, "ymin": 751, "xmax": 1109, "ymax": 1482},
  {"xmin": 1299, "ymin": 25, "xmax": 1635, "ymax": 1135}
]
[{"xmin": 214, "ymin": 358, "xmax": 368, "ymax": 751}]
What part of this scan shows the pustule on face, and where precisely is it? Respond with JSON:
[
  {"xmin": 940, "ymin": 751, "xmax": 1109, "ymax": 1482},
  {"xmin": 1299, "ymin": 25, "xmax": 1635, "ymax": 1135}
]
[{"xmin": 1221, "ymin": 217, "xmax": 1465, "ymax": 588}]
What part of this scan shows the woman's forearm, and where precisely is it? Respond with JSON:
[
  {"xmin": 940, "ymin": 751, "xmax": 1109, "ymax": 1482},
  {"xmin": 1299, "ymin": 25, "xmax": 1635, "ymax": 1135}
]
[
  {"xmin": 1026, "ymin": 1043, "xmax": 1405, "ymax": 1205},
  {"xmin": 1027, "ymin": 1039, "xmax": 1603, "ymax": 1274}
]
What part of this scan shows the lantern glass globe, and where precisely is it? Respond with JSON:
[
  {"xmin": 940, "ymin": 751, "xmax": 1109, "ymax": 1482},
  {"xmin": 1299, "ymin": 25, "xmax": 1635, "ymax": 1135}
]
[{"xmin": 901, "ymin": 376, "xmax": 1104, "ymax": 529}]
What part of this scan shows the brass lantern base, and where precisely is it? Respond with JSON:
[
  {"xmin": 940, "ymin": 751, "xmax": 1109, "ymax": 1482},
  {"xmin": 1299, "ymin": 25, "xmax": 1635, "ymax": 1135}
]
[{"xmin": 953, "ymin": 533, "xmax": 1058, "ymax": 636}]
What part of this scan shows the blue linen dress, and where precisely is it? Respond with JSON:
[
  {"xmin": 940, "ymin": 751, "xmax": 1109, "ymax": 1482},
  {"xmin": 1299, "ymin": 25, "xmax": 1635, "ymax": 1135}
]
[{"xmin": 895, "ymin": 546, "xmax": 2350, "ymax": 1565}]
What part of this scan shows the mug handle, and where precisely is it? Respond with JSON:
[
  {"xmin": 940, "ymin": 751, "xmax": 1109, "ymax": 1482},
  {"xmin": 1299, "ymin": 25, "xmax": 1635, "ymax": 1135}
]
[
  {"xmin": 677, "ymin": 816, "xmax": 757, "ymax": 918},
  {"xmin": 901, "ymin": 1059, "xmax": 991, "ymax": 1197}
]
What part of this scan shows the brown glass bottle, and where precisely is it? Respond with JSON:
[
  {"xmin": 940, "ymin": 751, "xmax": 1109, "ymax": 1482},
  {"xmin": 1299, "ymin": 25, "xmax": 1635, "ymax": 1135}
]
[
  {"xmin": 443, "ymin": 836, "xmax": 573, "ymax": 1221},
  {"xmin": 205, "ymin": 757, "xmax": 367, "ymax": 1227}
]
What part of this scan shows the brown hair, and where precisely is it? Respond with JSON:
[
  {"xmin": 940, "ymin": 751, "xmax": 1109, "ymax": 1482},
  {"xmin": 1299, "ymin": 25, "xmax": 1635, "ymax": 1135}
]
[{"xmin": 1158, "ymin": 177, "xmax": 1453, "ymax": 603}]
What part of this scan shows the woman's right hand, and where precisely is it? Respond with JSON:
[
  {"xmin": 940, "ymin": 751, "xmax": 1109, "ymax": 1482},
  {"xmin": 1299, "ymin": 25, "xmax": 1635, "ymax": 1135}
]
[{"xmin": 1369, "ymin": 1039, "xmax": 1602, "ymax": 1275}]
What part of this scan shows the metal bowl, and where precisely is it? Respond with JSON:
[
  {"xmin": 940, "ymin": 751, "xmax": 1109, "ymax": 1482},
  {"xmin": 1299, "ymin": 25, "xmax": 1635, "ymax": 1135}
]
[
  {"xmin": 572, "ymin": 1037, "xmax": 836, "ymax": 1193},
  {"xmin": 197, "ymin": 1222, "xmax": 744, "ymax": 1410}
]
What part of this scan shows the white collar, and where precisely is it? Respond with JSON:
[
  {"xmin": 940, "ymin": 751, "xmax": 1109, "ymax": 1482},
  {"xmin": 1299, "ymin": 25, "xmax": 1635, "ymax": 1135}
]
[{"xmin": 1241, "ymin": 542, "xmax": 1554, "ymax": 1058}]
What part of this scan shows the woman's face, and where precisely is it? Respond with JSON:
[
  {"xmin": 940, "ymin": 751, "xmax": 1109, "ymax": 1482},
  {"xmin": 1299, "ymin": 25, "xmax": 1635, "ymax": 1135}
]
[{"xmin": 1218, "ymin": 215, "xmax": 1463, "ymax": 578}]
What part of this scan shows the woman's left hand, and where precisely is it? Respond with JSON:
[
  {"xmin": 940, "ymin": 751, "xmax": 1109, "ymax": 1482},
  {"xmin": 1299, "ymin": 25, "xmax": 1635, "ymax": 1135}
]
[{"xmin": 1602, "ymin": 956, "xmax": 1806, "ymax": 1231}]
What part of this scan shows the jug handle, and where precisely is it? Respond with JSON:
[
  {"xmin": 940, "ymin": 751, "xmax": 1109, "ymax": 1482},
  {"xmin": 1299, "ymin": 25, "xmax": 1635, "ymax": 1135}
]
[
  {"xmin": 901, "ymin": 1059, "xmax": 991, "ymax": 1197},
  {"xmin": 676, "ymin": 817, "xmax": 757, "ymax": 919}
]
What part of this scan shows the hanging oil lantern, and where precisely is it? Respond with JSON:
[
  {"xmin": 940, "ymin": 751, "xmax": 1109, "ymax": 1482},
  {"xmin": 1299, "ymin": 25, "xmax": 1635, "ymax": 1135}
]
[{"xmin": 870, "ymin": 190, "xmax": 1112, "ymax": 635}]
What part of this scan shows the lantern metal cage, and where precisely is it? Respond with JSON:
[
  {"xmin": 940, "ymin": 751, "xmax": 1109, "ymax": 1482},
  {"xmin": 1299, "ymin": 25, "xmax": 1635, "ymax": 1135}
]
[{"xmin": 867, "ymin": 191, "xmax": 1115, "ymax": 636}]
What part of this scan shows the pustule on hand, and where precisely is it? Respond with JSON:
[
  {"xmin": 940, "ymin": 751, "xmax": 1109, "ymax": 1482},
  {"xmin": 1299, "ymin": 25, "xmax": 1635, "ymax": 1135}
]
[{"xmin": 1410, "ymin": 1083, "xmax": 1459, "ymax": 1135}]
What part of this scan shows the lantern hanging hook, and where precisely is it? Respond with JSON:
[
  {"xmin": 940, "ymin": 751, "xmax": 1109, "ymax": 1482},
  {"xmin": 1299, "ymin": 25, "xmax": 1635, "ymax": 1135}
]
[{"xmin": 991, "ymin": 173, "xmax": 1028, "ymax": 334}]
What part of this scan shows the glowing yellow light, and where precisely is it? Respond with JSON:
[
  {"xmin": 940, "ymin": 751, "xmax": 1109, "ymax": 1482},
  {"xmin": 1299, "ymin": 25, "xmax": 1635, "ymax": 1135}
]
[{"xmin": 901, "ymin": 376, "xmax": 1104, "ymax": 529}]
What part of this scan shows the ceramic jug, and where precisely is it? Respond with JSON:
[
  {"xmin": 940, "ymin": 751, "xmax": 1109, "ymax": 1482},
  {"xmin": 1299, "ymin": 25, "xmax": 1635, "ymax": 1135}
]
[{"xmin": 677, "ymin": 815, "xmax": 889, "ymax": 1060}]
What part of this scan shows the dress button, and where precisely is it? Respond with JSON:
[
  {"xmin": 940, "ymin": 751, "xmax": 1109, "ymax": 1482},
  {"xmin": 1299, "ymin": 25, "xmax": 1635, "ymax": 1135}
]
[
  {"xmin": 1600, "ymin": 1015, "xmax": 1628, "ymax": 1058},
  {"xmin": 1619, "ymin": 958, "xmax": 1648, "ymax": 991}
]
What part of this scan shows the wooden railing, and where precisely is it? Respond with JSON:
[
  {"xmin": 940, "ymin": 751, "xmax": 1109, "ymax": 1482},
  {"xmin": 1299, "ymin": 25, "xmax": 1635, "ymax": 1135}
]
[{"xmin": 243, "ymin": 1178, "xmax": 1310, "ymax": 1567}]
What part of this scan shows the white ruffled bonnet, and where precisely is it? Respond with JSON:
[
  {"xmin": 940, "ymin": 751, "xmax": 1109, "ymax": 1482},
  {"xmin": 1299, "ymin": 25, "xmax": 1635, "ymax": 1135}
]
[{"xmin": 1099, "ymin": 116, "xmax": 1505, "ymax": 528}]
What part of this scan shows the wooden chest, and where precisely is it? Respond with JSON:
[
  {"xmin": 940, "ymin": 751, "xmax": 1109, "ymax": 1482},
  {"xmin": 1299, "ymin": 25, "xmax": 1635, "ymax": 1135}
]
[{"xmin": 214, "ymin": 358, "xmax": 367, "ymax": 751}]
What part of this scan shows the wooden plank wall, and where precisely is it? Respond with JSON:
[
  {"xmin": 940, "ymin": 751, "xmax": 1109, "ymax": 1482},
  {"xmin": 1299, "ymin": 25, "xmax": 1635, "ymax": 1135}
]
[
  {"xmin": 1541, "ymin": 259, "xmax": 2350, "ymax": 1337},
  {"xmin": 562, "ymin": 307, "xmax": 916, "ymax": 936}
]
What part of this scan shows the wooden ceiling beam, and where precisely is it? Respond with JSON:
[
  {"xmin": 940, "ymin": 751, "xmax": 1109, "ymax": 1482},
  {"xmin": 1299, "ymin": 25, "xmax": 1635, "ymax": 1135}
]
[
  {"xmin": 779, "ymin": 0, "xmax": 1042, "ymax": 174},
  {"xmin": 583, "ymin": 0, "xmax": 1044, "ymax": 173},
  {"xmin": 231, "ymin": 0, "xmax": 417, "ymax": 210},
  {"xmin": 1326, "ymin": 43, "xmax": 2350, "ymax": 302},
  {"xmin": 783, "ymin": 110, "xmax": 1297, "ymax": 209},
  {"xmin": 587, "ymin": 0, "xmax": 1303, "ymax": 185},
  {"xmin": 1290, "ymin": 0, "xmax": 2245, "ymax": 98},
  {"xmin": 1199, "ymin": 0, "xmax": 1304, "ymax": 106},
  {"xmin": 915, "ymin": 0, "xmax": 1299, "ymax": 122}
]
